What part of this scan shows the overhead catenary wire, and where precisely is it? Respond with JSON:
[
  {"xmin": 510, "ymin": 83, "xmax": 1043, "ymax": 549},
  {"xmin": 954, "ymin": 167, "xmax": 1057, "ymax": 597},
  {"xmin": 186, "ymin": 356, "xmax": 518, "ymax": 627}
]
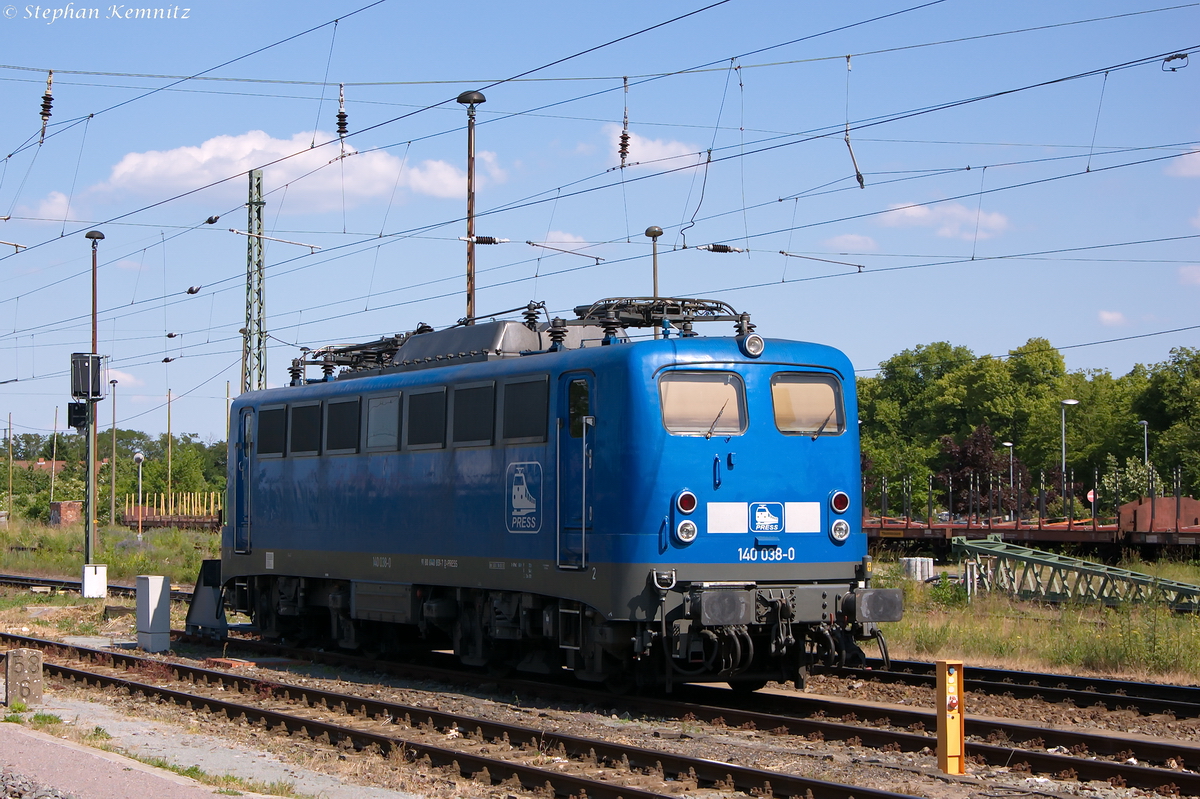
[{"xmin": 3, "ymin": 140, "xmax": 1196, "ymax": 349}]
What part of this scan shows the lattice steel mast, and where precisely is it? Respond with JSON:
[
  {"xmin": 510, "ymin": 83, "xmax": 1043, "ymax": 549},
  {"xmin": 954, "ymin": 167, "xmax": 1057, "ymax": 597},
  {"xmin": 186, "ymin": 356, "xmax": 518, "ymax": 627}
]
[{"xmin": 241, "ymin": 169, "xmax": 266, "ymax": 393}]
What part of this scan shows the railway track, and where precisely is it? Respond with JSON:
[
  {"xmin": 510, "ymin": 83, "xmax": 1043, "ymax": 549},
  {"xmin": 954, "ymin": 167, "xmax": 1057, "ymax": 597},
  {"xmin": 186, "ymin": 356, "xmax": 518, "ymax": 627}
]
[
  {"xmin": 188, "ymin": 632, "xmax": 1200, "ymax": 794},
  {"xmin": 817, "ymin": 659, "xmax": 1200, "ymax": 718},
  {"xmin": 1, "ymin": 631, "xmax": 920, "ymax": 799},
  {"xmin": 3, "ymin": 574, "xmax": 1198, "ymax": 794}
]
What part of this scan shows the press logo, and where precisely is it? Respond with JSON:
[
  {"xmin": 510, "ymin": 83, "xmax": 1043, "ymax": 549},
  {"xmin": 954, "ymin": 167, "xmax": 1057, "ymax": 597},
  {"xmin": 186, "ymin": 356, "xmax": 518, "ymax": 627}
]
[{"xmin": 6, "ymin": 4, "xmax": 192, "ymax": 22}]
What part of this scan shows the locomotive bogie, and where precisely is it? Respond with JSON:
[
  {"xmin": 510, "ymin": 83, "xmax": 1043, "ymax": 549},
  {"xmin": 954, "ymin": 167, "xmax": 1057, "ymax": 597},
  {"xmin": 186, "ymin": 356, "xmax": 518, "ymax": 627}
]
[{"xmin": 192, "ymin": 302, "xmax": 902, "ymax": 690}]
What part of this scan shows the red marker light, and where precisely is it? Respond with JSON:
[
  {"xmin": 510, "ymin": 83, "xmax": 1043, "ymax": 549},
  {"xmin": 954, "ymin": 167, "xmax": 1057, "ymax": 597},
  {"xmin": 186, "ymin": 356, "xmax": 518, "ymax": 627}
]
[
  {"xmin": 831, "ymin": 491, "xmax": 850, "ymax": 514},
  {"xmin": 676, "ymin": 491, "xmax": 698, "ymax": 514}
]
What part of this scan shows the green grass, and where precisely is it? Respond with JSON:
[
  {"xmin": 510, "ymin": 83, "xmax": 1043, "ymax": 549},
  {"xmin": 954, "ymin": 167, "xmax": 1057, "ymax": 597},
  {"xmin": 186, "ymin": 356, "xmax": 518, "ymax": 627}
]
[
  {"xmin": 0, "ymin": 518, "xmax": 218, "ymax": 584},
  {"xmin": 875, "ymin": 556, "xmax": 1200, "ymax": 680},
  {"xmin": 133, "ymin": 756, "xmax": 303, "ymax": 797}
]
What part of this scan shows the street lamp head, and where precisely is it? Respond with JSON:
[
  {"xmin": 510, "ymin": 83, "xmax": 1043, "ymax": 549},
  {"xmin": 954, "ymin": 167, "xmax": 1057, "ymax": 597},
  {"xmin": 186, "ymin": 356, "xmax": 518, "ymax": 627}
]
[
  {"xmin": 456, "ymin": 90, "xmax": 486, "ymax": 107},
  {"xmin": 1061, "ymin": 399, "xmax": 1079, "ymax": 406},
  {"xmin": 109, "ymin": 378, "xmax": 117, "ymax": 386},
  {"xmin": 132, "ymin": 451, "xmax": 144, "ymax": 464},
  {"xmin": 85, "ymin": 230, "xmax": 104, "ymax": 241},
  {"xmin": 1138, "ymin": 420, "xmax": 1148, "ymax": 426},
  {"xmin": 644, "ymin": 225, "xmax": 663, "ymax": 240},
  {"xmin": 1002, "ymin": 441, "xmax": 1013, "ymax": 448}
]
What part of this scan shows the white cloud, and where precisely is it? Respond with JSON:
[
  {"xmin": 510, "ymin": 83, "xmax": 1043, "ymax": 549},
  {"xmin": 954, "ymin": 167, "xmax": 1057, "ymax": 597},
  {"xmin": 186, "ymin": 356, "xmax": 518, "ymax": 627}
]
[
  {"xmin": 1098, "ymin": 310, "xmax": 1127, "ymax": 326},
  {"xmin": 1166, "ymin": 150, "xmax": 1200, "ymax": 177},
  {"xmin": 1180, "ymin": 265, "xmax": 1200, "ymax": 286},
  {"xmin": 102, "ymin": 130, "xmax": 504, "ymax": 209},
  {"xmin": 107, "ymin": 368, "xmax": 144, "ymax": 387},
  {"xmin": 821, "ymin": 234, "xmax": 877, "ymax": 252},
  {"xmin": 33, "ymin": 191, "xmax": 70, "ymax": 220},
  {"xmin": 538, "ymin": 231, "xmax": 587, "ymax": 247},
  {"xmin": 879, "ymin": 202, "xmax": 1009, "ymax": 240},
  {"xmin": 114, "ymin": 259, "xmax": 144, "ymax": 271},
  {"xmin": 602, "ymin": 123, "xmax": 697, "ymax": 170}
]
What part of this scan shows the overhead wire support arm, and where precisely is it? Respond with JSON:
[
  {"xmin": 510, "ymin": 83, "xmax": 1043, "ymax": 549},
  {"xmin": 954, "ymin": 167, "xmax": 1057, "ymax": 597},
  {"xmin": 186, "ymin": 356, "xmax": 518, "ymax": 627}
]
[
  {"xmin": 526, "ymin": 241, "xmax": 603, "ymax": 265},
  {"xmin": 226, "ymin": 226, "xmax": 321, "ymax": 251},
  {"xmin": 0, "ymin": 240, "xmax": 27, "ymax": 253},
  {"xmin": 779, "ymin": 250, "xmax": 865, "ymax": 273}
]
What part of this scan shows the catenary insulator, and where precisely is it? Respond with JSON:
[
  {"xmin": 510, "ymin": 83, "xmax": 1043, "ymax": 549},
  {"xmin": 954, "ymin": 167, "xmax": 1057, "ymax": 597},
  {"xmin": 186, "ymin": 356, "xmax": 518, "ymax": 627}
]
[
  {"xmin": 618, "ymin": 130, "xmax": 630, "ymax": 164},
  {"xmin": 39, "ymin": 71, "xmax": 53, "ymax": 143},
  {"xmin": 336, "ymin": 83, "xmax": 348, "ymax": 139},
  {"xmin": 289, "ymin": 359, "xmax": 304, "ymax": 386}
]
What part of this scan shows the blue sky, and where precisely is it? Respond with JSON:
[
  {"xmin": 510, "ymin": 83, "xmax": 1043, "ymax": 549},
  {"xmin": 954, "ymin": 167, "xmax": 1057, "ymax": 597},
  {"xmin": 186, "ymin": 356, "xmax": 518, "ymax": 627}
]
[{"xmin": 0, "ymin": 0, "xmax": 1197, "ymax": 440}]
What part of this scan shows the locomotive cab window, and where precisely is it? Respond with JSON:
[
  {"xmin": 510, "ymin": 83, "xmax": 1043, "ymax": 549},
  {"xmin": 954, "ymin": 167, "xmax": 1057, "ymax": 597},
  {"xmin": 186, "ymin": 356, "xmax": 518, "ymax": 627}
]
[
  {"xmin": 452, "ymin": 382, "xmax": 495, "ymax": 447},
  {"xmin": 501, "ymin": 376, "xmax": 549, "ymax": 443},
  {"xmin": 771, "ymin": 373, "xmax": 844, "ymax": 436},
  {"xmin": 257, "ymin": 406, "xmax": 286, "ymax": 457},
  {"xmin": 325, "ymin": 398, "xmax": 360, "ymax": 454},
  {"xmin": 658, "ymin": 372, "xmax": 747, "ymax": 436},
  {"xmin": 289, "ymin": 402, "xmax": 322, "ymax": 456},
  {"xmin": 405, "ymin": 388, "xmax": 446, "ymax": 450},
  {"xmin": 567, "ymin": 378, "xmax": 590, "ymax": 438},
  {"xmin": 365, "ymin": 395, "xmax": 401, "ymax": 451}
]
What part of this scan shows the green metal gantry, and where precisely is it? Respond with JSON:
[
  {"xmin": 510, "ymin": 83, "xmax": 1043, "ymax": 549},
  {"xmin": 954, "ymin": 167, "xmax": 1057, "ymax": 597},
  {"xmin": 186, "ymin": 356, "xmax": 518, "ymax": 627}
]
[{"xmin": 952, "ymin": 534, "xmax": 1200, "ymax": 612}]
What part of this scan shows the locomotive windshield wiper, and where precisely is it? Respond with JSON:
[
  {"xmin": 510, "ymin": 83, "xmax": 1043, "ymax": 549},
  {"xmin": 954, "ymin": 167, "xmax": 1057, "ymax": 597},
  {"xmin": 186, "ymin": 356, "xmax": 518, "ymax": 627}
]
[
  {"xmin": 705, "ymin": 399, "xmax": 730, "ymax": 440},
  {"xmin": 811, "ymin": 410, "xmax": 834, "ymax": 441}
]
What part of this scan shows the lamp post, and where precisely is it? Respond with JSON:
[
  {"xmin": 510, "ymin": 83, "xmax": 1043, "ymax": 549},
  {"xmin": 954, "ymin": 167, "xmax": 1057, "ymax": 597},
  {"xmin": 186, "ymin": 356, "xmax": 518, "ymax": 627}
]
[
  {"xmin": 1002, "ymin": 441, "xmax": 1013, "ymax": 520},
  {"xmin": 645, "ymin": 225, "xmax": 663, "ymax": 338},
  {"xmin": 457, "ymin": 89, "xmax": 486, "ymax": 324},
  {"xmin": 109, "ymin": 379, "xmax": 117, "ymax": 527},
  {"xmin": 133, "ymin": 451, "xmax": 144, "ymax": 541},
  {"xmin": 1061, "ymin": 399, "xmax": 1079, "ymax": 517},
  {"xmin": 1138, "ymin": 419, "xmax": 1150, "ymax": 497}
]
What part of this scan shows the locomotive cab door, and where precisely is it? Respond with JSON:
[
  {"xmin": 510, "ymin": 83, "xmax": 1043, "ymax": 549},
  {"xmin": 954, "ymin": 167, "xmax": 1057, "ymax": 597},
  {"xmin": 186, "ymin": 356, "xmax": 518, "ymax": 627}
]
[
  {"xmin": 556, "ymin": 373, "xmax": 594, "ymax": 570},
  {"xmin": 233, "ymin": 408, "xmax": 253, "ymax": 554}
]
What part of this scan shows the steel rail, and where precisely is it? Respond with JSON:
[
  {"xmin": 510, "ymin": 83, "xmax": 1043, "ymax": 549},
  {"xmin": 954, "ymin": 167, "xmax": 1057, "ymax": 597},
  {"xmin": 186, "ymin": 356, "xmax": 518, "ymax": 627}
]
[
  {"xmin": 4, "ymin": 633, "xmax": 920, "ymax": 799},
  {"xmin": 821, "ymin": 659, "xmax": 1200, "ymax": 717},
  {"xmin": 184, "ymin": 631, "xmax": 1200, "ymax": 791}
]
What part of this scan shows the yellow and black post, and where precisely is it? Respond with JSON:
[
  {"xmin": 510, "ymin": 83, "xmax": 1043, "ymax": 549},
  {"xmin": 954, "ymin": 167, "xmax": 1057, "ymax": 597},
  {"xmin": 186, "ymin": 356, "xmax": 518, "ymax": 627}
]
[{"xmin": 937, "ymin": 659, "xmax": 965, "ymax": 774}]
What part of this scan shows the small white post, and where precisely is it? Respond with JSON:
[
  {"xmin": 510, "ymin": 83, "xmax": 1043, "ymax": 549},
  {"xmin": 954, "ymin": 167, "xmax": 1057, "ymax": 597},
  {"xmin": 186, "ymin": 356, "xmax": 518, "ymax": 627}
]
[{"xmin": 81, "ymin": 564, "xmax": 108, "ymax": 599}]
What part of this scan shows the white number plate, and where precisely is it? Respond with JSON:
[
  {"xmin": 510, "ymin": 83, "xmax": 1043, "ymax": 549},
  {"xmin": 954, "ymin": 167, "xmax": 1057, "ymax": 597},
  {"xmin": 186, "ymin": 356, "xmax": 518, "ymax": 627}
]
[{"xmin": 737, "ymin": 546, "xmax": 796, "ymax": 562}]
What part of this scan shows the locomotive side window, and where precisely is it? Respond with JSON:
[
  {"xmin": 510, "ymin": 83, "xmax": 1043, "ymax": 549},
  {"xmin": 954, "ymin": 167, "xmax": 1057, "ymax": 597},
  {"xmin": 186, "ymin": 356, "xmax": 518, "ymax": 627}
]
[
  {"xmin": 405, "ymin": 388, "xmax": 446, "ymax": 449},
  {"xmin": 451, "ymin": 382, "xmax": 495, "ymax": 446},
  {"xmin": 290, "ymin": 402, "xmax": 322, "ymax": 456},
  {"xmin": 257, "ymin": 407, "xmax": 286, "ymax": 457},
  {"xmin": 325, "ymin": 398, "xmax": 360, "ymax": 454},
  {"xmin": 501, "ymin": 376, "xmax": 549, "ymax": 443},
  {"xmin": 658, "ymin": 372, "xmax": 747, "ymax": 436},
  {"xmin": 567, "ymin": 378, "xmax": 590, "ymax": 438},
  {"xmin": 771, "ymin": 373, "xmax": 844, "ymax": 435},
  {"xmin": 365, "ymin": 395, "xmax": 400, "ymax": 451}
]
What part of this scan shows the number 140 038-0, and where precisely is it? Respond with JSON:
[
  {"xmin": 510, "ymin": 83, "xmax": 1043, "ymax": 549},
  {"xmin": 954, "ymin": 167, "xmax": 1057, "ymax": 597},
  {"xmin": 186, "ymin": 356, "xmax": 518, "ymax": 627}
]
[{"xmin": 737, "ymin": 546, "xmax": 796, "ymax": 562}]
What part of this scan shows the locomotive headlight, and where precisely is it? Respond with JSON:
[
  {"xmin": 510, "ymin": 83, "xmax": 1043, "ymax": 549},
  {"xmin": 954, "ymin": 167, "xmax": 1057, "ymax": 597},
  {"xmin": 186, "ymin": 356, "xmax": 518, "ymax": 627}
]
[
  {"xmin": 830, "ymin": 519, "xmax": 851, "ymax": 542},
  {"xmin": 738, "ymin": 333, "xmax": 765, "ymax": 358},
  {"xmin": 675, "ymin": 519, "xmax": 699, "ymax": 543},
  {"xmin": 675, "ymin": 490, "xmax": 698, "ymax": 515},
  {"xmin": 830, "ymin": 491, "xmax": 850, "ymax": 514}
]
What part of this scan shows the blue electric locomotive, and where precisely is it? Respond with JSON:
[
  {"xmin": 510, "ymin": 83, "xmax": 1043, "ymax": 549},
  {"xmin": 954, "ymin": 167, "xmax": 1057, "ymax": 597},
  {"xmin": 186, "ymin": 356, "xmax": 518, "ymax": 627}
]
[{"xmin": 188, "ymin": 297, "xmax": 901, "ymax": 691}]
